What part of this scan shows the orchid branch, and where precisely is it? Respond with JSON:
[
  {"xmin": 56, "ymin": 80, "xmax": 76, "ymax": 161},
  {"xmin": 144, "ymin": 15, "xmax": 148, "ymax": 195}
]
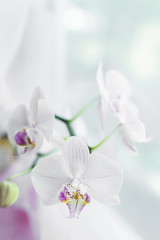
[
  {"xmin": 89, "ymin": 123, "xmax": 122, "ymax": 152},
  {"xmin": 55, "ymin": 115, "xmax": 76, "ymax": 136},
  {"xmin": 7, "ymin": 168, "xmax": 33, "ymax": 181},
  {"xmin": 7, "ymin": 148, "xmax": 57, "ymax": 181},
  {"xmin": 55, "ymin": 96, "xmax": 99, "ymax": 136},
  {"xmin": 69, "ymin": 96, "xmax": 99, "ymax": 123}
]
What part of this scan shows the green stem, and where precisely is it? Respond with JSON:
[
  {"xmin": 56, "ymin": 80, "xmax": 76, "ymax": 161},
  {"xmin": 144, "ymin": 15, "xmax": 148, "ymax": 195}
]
[
  {"xmin": 7, "ymin": 168, "xmax": 32, "ymax": 181},
  {"xmin": 89, "ymin": 123, "xmax": 122, "ymax": 152},
  {"xmin": 55, "ymin": 97, "xmax": 99, "ymax": 136},
  {"xmin": 55, "ymin": 114, "xmax": 68, "ymax": 123},
  {"xmin": 37, "ymin": 148, "xmax": 57, "ymax": 158},
  {"xmin": 66, "ymin": 123, "xmax": 75, "ymax": 136},
  {"xmin": 7, "ymin": 148, "xmax": 57, "ymax": 181},
  {"xmin": 30, "ymin": 155, "xmax": 40, "ymax": 169},
  {"xmin": 69, "ymin": 96, "xmax": 99, "ymax": 123},
  {"xmin": 55, "ymin": 114, "xmax": 75, "ymax": 136}
]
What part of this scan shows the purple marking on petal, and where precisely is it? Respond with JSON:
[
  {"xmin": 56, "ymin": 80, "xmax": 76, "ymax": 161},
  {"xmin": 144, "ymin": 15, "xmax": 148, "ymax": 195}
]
[
  {"xmin": 112, "ymin": 100, "xmax": 120, "ymax": 112},
  {"xmin": 78, "ymin": 203, "xmax": 86, "ymax": 217},
  {"xmin": 15, "ymin": 131, "xmax": 28, "ymax": 146},
  {"xmin": 85, "ymin": 193, "xmax": 91, "ymax": 203},
  {"xmin": 59, "ymin": 183, "xmax": 90, "ymax": 218},
  {"xmin": 32, "ymin": 123, "xmax": 37, "ymax": 128},
  {"xmin": 59, "ymin": 188, "xmax": 67, "ymax": 202},
  {"xmin": 66, "ymin": 201, "xmax": 73, "ymax": 217}
]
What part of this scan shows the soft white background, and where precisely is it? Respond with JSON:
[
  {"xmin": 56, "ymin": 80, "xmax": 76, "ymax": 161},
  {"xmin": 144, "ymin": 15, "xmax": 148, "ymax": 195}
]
[{"xmin": 0, "ymin": 0, "xmax": 159, "ymax": 239}]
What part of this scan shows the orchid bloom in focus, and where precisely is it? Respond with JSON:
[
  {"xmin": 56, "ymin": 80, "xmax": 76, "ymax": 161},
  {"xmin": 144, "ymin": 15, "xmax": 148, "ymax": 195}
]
[
  {"xmin": 7, "ymin": 87, "xmax": 54, "ymax": 158},
  {"xmin": 31, "ymin": 137, "xmax": 123, "ymax": 218},
  {"xmin": 96, "ymin": 63, "xmax": 149, "ymax": 153}
]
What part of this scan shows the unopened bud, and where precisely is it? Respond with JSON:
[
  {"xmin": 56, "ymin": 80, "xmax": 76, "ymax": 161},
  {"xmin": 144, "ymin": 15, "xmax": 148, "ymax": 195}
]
[{"xmin": 0, "ymin": 181, "xmax": 19, "ymax": 208}]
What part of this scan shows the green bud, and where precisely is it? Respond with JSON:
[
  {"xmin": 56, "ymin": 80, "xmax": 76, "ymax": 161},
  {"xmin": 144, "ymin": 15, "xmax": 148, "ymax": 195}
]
[{"xmin": 0, "ymin": 181, "xmax": 19, "ymax": 208}]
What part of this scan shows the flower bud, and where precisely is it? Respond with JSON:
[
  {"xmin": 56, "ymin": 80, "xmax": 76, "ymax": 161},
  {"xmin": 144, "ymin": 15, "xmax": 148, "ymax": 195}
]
[{"xmin": 0, "ymin": 181, "xmax": 19, "ymax": 208}]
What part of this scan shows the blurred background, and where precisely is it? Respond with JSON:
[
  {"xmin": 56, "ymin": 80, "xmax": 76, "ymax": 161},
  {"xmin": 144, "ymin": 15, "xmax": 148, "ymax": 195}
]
[{"xmin": 0, "ymin": 0, "xmax": 160, "ymax": 239}]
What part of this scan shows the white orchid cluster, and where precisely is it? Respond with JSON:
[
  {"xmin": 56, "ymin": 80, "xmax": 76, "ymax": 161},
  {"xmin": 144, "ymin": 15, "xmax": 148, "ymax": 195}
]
[{"xmin": 0, "ymin": 63, "xmax": 149, "ymax": 218}]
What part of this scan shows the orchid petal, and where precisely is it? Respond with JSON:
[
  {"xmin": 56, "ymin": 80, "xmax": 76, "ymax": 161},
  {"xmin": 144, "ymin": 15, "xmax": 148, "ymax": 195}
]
[
  {"xmin": 65, "ymin": 195, "xmax": 89, "ymax": 218},
  {"xmin": 96, "ymin": 63, "xmax": 109, "ymax": 115},
  {"xmin": 122, "ymin": 127, "xmax": 137, "ymax": 154},
  {"xmin": 81, "ymin": 153, "xmax": 123, "ymax": 204},
  {"xmin": 122, "ymin": 102, "xmax": 148, "ymax": 142},
  {"xmin": 110, "ymin": 195, "xmax": 121, "ymax": 205},
  {"xmin": 31, "ymin": 155, "xmax": 71, "ymax": 204},
  {"xmin": 99, "ymin": 94, "xmax": 110, "ymax": 128},
  {"xmin": 62, "ymin": 137, "xmax": 89, "ymax": 178},
  {"xmin": 96, "ymin": 63, "xmax": 110, "ymax": 127},
  {"xmin": 29, "ymin": 87, "xmax": 45, "ymax": 123},
  {"xmin": 58, "ymin": 182, "xmax": 90, "ymax": 218},
  {"xmin": 26, "ymin": 128, "xmax": 43, "ymax": 150},
  {"xmin": 127, "ymin": 121, "xmax": 148, "ymax": 143},
  {"xmin": 106, "ymin": 70, "xmax": 131, "ymax": 99},
  {"xmin": 16, "ymin": 128, "xmax": 43, "ymax": 159},
  {"xmin": 106, "ymin": 195, "xmax": 121, "ymax": 206},
  {"xmin": 123, "ymin": 100, "xmax": 139, "ymax": 118},
  {"xmin": 7, "ymin": 104, "xmax": 29, "ymax": 145},
  {"xmin": 35, "ymin": 99, "xmax": 54, "ymax": 142},
  {"xmin": 96, "ymin": 62, "xmax": 105, "ymax": 95}
]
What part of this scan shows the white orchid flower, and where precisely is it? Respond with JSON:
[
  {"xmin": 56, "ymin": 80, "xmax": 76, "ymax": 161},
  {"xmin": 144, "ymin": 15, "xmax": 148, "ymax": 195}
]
[
  {"xmin": 7, "ymin": 87, "xmax": 55, "ymax": 158},
  {"xmin": 31, "ymin": 137, "xmax": 123, "ymax": 218},
  {"xmin": 96, "ymin": 62, "xmax": 149, "ymax": 153}
]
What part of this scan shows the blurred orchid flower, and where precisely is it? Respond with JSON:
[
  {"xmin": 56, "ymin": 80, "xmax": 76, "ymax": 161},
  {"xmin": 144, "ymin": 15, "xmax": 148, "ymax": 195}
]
[
  {"xmin": 7, "ymin": 87, "xmax": 55, "ymax": 159},
  {"xmin": 96, "ymin": 62, "xmax": 149, "ymax": 153},
  {"xmin": 31, "ymin": 137, "xmax": 123, "ymax": 218},
  {"xmin": 0, "ymin": 151, "xmax": 39, "ymax": 240}
]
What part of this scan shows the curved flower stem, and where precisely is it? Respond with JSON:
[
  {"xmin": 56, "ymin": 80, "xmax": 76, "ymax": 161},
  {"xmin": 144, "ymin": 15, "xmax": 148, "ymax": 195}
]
[
  {"xmin": 55, "ymin": 115, "xmax": 68, "ymax": 123},
  {"xmin": 7, "ymin": 148, "xmax": 57, "ymax": 181},
  {"xmin": 89, "ymin": 123, "xmax": 122, "ymax": 152},
  {"xmin": 66, "ymin": 123, "xmax": 75, "ymax": 136},
  {"xmin": 55, "ymin": 97, "xmax": 99, "ymax": 136},
  {"xmin": 69, "ymin": 96, "xmax": 99, "ymax": 123},
  {"xmin": 37, "ymin": 148, "xmax": 57, "ymax": 158},
  {"xmin": 7, "ymin": 168, "xmax": 32, "ymax": 181},
  {"xmin": 55, "ymin": 114, "xmax": 76, "ymax": 136}
]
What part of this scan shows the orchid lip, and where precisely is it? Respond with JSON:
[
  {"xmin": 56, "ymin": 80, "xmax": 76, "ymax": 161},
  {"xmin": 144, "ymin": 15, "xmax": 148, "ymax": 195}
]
[
  {"xmin": 14, "ymin": 130, "xmax": 30, "ymax": 146},
  {"xmin": 59, "ymin": 179, "xmax": 90, "ymax": 218},
  {"xmin": 14, "ymin": 129, "xmax": 36, "ymax": 155}
]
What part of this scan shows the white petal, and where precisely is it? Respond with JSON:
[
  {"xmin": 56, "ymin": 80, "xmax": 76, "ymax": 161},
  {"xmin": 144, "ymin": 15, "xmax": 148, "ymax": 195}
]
[
  {"xmin": 98, "ymin": 94, "xmax": 110, "ymax": 128},
  {"xmin": 7, "ymin": 104, "xmax": 29, "ymax": 145},
  {"xmin": 122, "ymin": 102, "xmax": 148, "ymax": 142},
  {"xmin": 62, "ymin": 137, "xmax": 89, "ymax": 178},
  {"xmin": 17, "ymin": 128, "xmax": 43, "ymax": 160},
  {"xmin": 26, "ymin": 127, "xmax": 43, "ymax": 150},
  {"xmin": 35, "ymin": 99, "xmax": 55, "ymax": 142},
  {"xmin": 96, "ymin": 62, "xmax": 105, "ymax": 95},
  {"xmin": 31, "ymin": 155, "xmax": 71, "ymax": 204},
  {"xmin": 81, "ymin": 153, "xmax": 123, "ymax": 204},
  {"xmin": 107, "ymin": 195, "xmax": 121, "ymax": 206},
  {"xmin": 29, "ymin": 87, "xmax": 45, "ymax": 123},
  {"xmin": 122, "ymin": 127, "xmax": 137, "ymax": 154},
  {"xmin": 96, "ymin": 62, "xmax": 109, "ymax": 127},
  {"xmin": 51, "ymin": 131, "xmax": 65, "ymax": 150},
  {"xmin": 124, "ymin": 100, "xmax": 139, "ymax": 117},
  {"xmin": 127, "ymin": 121, "xmax": 148, "ymax": 143},
  {"xmin": 106, "ymin": 70, "xmax": 131, "ymax": 99}
]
